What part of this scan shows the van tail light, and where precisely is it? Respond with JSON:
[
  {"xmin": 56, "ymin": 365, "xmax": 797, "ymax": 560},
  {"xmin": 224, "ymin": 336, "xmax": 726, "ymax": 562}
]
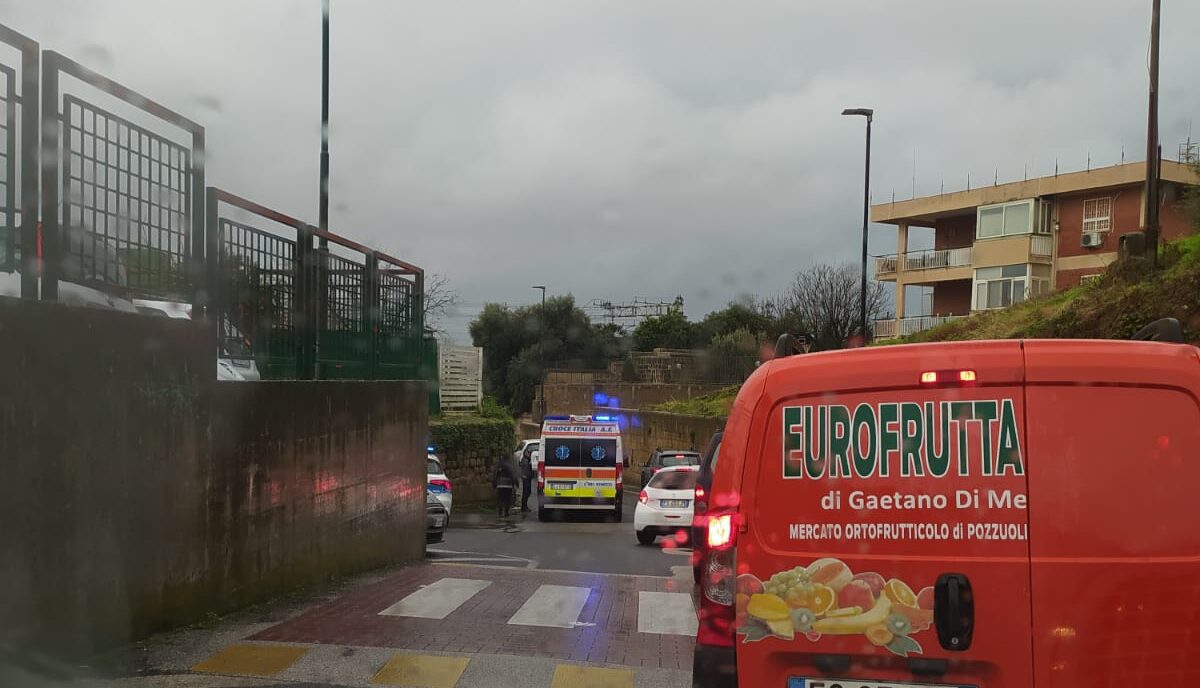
[
  {"xmin": 698, "ymin": 510, "xmax": 738, "ymax": 647},
  {"xmin": 638, "ymin": 489, "xmax": 648, "ymax": 505},
  {"xmin": 537, "ymin": 461, "xmax": 545, "ymax": 490},
  {"xmin": 707, "ymin": 513, "xmax": 733, "ymax": 548},
  {"xmin": 429, "ymin": 479, "xmax": 452, "ymax": 493}
]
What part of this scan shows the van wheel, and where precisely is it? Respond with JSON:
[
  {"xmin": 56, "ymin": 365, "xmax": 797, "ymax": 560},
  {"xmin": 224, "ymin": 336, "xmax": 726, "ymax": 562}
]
[
  {"xmin": 636, "ymin": 530, "xmax": 656, "ymax": 546},
  {"xmin": 614, "ymin": 501, "xmax": 623, "ymax": 522},
  {"xmin": 538, "ymin": 507, "xmax": 548, "ymax": 522}
]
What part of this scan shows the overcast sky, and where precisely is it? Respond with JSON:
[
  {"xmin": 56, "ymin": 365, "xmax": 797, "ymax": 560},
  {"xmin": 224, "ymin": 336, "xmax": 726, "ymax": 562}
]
[{"xmin": 4, "ymin": 0, "xmax": 1198, "ymax": 341}]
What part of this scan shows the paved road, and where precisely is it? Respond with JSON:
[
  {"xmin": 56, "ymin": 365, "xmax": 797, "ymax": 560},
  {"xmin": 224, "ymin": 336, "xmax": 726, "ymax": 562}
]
[
  {"xmin": 433, "ymin": 490, "xmax": 694, "ymax": 576},
  {"xmin": 63, "ymin": 490, "xmax": 697, "ymax": 688}
]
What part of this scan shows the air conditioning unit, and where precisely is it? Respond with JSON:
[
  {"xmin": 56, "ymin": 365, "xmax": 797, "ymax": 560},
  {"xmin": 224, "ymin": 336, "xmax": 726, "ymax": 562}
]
[{"xmin": 1081, "ymin": 232, "xmax": 1103, "ymax": 248}]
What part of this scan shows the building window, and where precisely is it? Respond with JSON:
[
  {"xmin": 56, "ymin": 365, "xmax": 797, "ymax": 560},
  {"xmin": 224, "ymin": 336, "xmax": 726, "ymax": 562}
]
[
  {"xmin": 977, "ymin": 199, "xmax": 1051, "ymax": 239},
  {"xmin": 973, "ymin": 264, "xmax": 1052, "ymax": 310},
  {"xmin": 1080, "ymin": 274, "xmax": 1102, "ymax": 285},
  {"xmin": 1083, "ymin": 198, "xmax": 1112, "ymax": 233}
]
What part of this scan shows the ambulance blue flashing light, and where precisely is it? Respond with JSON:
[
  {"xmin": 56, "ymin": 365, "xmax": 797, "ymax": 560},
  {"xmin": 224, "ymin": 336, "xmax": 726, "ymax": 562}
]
[
  {"xmin": 594, "ymin": 414, "xmax": 614, "ymax": 422},
  {"xmin": 543, "ymin": 415, "xmax": 571, "ymax": 421}
]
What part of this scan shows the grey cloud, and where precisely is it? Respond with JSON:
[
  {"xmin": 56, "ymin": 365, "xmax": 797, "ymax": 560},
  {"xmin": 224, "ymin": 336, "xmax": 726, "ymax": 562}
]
[{"xmin": 5, "ymin": 0, "xmax": 1198, "ymax": 341}]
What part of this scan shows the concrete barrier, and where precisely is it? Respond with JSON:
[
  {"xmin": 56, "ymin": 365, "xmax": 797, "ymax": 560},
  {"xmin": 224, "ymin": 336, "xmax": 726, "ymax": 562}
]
[{"xmin": 0, "ymin": 297, "xmax": 427, "ymax": 657}]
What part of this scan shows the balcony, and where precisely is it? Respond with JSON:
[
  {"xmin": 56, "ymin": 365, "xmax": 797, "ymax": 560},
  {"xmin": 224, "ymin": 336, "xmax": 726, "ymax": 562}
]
[
  {"xmin": 874, "ymin": 314, "xmax": 969, "ymax": 340},
  {"xmin": 875, "ymin": 247, "xmax": 973, "ymax": 282}
]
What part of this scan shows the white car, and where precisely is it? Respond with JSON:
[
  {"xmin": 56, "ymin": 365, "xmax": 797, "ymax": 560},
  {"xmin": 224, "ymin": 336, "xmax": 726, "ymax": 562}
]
[
  {"xmin": 513, "ymin": 439, "xmax": 539, "ymax": 463},
  {"xmin": 634, "ymin": 465, "xmax": 699, "ymax": 545},
  {"xmin": 426, "ymin": 454, "xmax": 453, "ymax": 515}
]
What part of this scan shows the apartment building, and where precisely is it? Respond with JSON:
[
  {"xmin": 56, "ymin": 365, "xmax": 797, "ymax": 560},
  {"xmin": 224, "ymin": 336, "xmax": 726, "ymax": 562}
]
[{"xmin": 871, "ymin": 159, "xmax": 1197, "ymax": 339}]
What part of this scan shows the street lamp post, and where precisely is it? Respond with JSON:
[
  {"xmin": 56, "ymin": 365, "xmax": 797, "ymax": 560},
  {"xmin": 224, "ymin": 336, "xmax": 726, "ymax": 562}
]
[
  {"xmin": 532, "ymin": 285, "xmax": 547, "ymax": 420},
  {"xmin": 842, "ymin": 107, "xmax": 874, "ymax": 343}
]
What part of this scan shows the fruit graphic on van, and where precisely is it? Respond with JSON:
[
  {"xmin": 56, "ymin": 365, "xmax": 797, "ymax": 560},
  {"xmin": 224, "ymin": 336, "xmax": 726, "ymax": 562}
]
[{"xmin": 735, "ymin": 558, "xmax": 932, "ymax": 656}]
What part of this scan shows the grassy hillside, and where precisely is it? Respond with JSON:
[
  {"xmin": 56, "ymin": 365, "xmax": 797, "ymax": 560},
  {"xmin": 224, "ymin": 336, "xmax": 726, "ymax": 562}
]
[
  {"xmin": 894, "ymin": 234, "xmax": 1200, "ymax": 345},
  {"xmin": 651, "ymin": 385, "xmax": 741, "ymax": 417}
]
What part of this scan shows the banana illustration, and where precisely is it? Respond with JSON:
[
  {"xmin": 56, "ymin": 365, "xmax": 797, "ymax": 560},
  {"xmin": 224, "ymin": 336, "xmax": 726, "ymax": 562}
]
[{"xmin": 812, "ymin": 595, "xmax": 893, "ymax": 634}]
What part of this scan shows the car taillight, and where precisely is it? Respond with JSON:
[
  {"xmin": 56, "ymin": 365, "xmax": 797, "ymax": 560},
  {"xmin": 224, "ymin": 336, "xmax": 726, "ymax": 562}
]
[
  {"xmin": 638, "ymin": 489, "xmax": 648, "ymax": 504},
  {"xmin": 430, "ymin": 479, "xmax": 452, "ymax": 492},
  {"xmin": 694, "ymin": 484, "xmax": 707, "ymax": 513},
  {"xmin": 707, "ymin": 513, "xmax": 732, "ymax": 548},
  {"xmin": 698, "ymin": 512, "xmax": 737, "ymax": 647}
]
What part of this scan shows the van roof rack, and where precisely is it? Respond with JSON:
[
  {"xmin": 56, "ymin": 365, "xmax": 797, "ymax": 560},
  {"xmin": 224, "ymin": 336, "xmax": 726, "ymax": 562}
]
[
  {"xmin": 1131, "ymin": 318, "xmax": 1185, "ymax": 343},
  {"xmin": 775, "ymin": 333, "xmax": 813, "ymax": 359}
]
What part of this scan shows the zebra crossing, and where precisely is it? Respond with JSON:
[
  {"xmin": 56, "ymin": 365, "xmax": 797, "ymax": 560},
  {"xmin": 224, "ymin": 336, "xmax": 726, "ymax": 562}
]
[{"xmin": 379, "ymin": 576, "xmax": 697, "ymax": 635}]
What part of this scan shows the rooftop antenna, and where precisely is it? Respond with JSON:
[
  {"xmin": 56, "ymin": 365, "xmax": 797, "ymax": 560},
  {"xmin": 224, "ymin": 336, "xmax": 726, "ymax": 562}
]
[
  {"xmin": 1087, "ymin": 152, "xmax": 1091, "ymax": 171},
  {"xmin": 1121, "ymin": 143, "xmax": 1126, "ymax": 164},
  {"xmin": 1055, "ymin": 158, "xmax": 1059, "ymax": 177},
  {"xmin": 994, "ymin": 168, "xmax": 998, "ymax": 186},
  {"xmin": 891, "ymin": 187, "xmax": 895, "ymax": 203},
  {"xmin": 940, "ymin": 178, "xmax": 944, "ymax": 196},
  {"xmin": 966, "ymin": 172, "xmax": 970, "ymax": 191},
  {"xmin": 1024, "ymin": 163, "xmax": 1027, "ymax": 181},
  {"xmin": 912, "ymin": 148, "xmax": 917, "ymax": 199}
]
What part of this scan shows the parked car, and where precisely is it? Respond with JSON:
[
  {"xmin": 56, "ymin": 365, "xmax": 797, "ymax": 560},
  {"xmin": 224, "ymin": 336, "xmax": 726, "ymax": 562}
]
[
  {"xmin": 425, "ymin": 487, "xmax": 447, "ymax": 543},
  {"xmin": 640, "ymin": 449, "xmax": 701, "ymax": 487},
  {"xmin": 426, "ymin": 454, "xmax": 453, "ymax": 515},
  {"xmin": 634, "ymin": 465, "xmax": 699, "ymax": 545},
  {"xmin": 513, "ymin": 439, "xmax": 539, "ymax": 463}
]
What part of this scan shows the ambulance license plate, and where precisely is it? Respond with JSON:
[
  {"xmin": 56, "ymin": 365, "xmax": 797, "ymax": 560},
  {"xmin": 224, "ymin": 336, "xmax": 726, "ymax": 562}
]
[
  {"xmin": 788, "ymin": 679, "xmax": 972, "ymax": 688},
  {"xmin": 549, "ymin": 482, "xmax": 574, "ymax": 490}
]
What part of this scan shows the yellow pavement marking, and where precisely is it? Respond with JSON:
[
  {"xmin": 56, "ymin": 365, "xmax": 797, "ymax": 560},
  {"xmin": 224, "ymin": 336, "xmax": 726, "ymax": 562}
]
[
  {"xmin": 371, "ymin": 652, "xmax": 470, "ymax": 687},
  {"xmin": 191, "ymin": 644, "xmax": 308, "ymax": 676},
  {"xmin": 550, "ymin": 664, "xmax": 634, "ymax": 688}
]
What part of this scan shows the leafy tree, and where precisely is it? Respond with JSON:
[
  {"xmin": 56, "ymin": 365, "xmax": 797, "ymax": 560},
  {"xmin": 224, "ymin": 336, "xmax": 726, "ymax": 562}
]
[
  {"xmin": 1183, "ymin": 162, "xmax": 1200, "ymax": 232},
  {"xmin": 632, "ymin": 310, "xmax": 697, "ymax": 351},
  {"xmin": 469, "ymin": 295, "xmax": 623, "ymax": 412},
  {"xmin": 695, "ymin": 302, "xmax": 773, "ymax": 345}
]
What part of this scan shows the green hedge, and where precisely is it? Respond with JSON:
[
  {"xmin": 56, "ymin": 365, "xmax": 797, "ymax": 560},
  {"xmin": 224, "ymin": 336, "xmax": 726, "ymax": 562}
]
[{"xmin": 430, "ymin": 415, "xmax": 515, "ymax": 458}]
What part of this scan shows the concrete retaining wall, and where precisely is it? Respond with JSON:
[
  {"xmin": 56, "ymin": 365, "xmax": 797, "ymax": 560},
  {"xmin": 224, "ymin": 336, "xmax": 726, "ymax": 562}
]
[
  {"xmin": 539, "ymin": 382, "xmax": 728, "ymax": 417},
  {"xmin": 0, "ymin": 297, "xmax": 427, "ymax": 657}
]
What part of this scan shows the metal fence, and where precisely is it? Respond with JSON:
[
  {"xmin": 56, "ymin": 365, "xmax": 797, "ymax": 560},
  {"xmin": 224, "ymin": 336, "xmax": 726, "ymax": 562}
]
[
  {"xmin": 1, "ymin": 21, "xmax": 427, "ymax": 382},
  {"xmin": 41, "ymin": 50, "xmax": 205, "ymax": 303},
  {"xmin": 0, "ymin": 25, "xmax": 37, "ymax": 290}
]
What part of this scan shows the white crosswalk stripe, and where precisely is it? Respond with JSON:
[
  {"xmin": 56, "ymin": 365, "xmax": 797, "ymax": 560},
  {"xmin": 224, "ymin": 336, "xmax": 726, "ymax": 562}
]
[
  {"xmin": 636, "ymin": 591, "xmax": 697, "ymax": 635},
  {"xmin": 378, "ymin": 577, "xmax": 491, "ymax": 619},
  {"xmin": 377, "ymin": 576, "xmax": 699, "ymax": 636},
  {"xmin": 507, "ymin": 584, "xmax": 593, "ymax": 628}
]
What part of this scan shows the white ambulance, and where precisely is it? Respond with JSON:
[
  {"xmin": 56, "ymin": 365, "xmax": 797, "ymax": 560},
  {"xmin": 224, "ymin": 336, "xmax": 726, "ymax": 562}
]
[{"xmin": 537, "ymin": 414, "xmax": 624, "ymax": 522}]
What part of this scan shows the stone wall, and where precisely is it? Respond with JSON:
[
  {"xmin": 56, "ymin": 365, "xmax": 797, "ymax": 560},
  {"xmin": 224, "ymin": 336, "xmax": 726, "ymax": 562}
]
[
  {"xmin": 0, "ymin": 297, "xmax": 427, "ymax": 657},
  {"xmin": 614, "ymin": 408, "xmax": 725, "ymax": 486}
]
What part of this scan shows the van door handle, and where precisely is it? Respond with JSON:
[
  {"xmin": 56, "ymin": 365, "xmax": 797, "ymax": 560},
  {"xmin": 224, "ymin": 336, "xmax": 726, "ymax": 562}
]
[{"xmin": 934, "ymin": 573, "xmax": 974, "ymax": 651}]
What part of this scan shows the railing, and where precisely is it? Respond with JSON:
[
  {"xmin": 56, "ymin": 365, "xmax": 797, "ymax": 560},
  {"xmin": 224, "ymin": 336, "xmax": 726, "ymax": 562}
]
[
  {"xmin": 1, "ymin": 20, "xmax": 430, "ymax": 383},
  {"xmin": 1031, "ymin": 234, "xmax": 1054, "ymax": 257},
  {"xmin": 876, "ymin": 248, "xmax": 972, "ymax": 276},
  {"xmin": 874, "ymin": 314, "xmax": 968, "ymax": 340},
  {"xmin": 905, "ymin": 247, "xmax": 972, "ymax": 271}
]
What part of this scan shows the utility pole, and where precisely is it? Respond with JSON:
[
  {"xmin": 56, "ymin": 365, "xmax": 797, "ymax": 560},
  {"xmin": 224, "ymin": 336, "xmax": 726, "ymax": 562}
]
[
  {"xmin": 319, "ymin": 0, "xmax": 331, "ymax": 236},
  {"xmin": 532, "ymin": 285, "xmax": 547, "ymax": 421},
  {"xmin": 1144, "ymin": 0, "xmax": 1162, "ymax": 266}
]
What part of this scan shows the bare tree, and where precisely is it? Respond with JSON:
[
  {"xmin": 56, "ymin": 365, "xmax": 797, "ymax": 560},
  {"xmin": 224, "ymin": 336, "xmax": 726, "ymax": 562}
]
[
  {"xmin": 775, "ymin": 262, "xmax": 888, "ymax": 349},
  {"xmin": 423, "ymin": 272, "xmax": 460, "ymax": 335}
]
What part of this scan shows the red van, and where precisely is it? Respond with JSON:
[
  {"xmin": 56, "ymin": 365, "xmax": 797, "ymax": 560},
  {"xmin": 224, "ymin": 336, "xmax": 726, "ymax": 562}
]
[{"xmin": 694, "ymin": 334, "xmax": 1200, "ymax": 687}]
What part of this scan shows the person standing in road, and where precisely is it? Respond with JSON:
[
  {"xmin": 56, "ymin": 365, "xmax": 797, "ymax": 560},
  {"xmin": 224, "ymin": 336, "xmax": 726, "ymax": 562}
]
[
  {"xmin": 492, "ymin": 454, "xmax": 518, "ymax": 518},
  {"xmin": 519, "ymin": 449, "xmax": 535, "ymax": 513}
]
